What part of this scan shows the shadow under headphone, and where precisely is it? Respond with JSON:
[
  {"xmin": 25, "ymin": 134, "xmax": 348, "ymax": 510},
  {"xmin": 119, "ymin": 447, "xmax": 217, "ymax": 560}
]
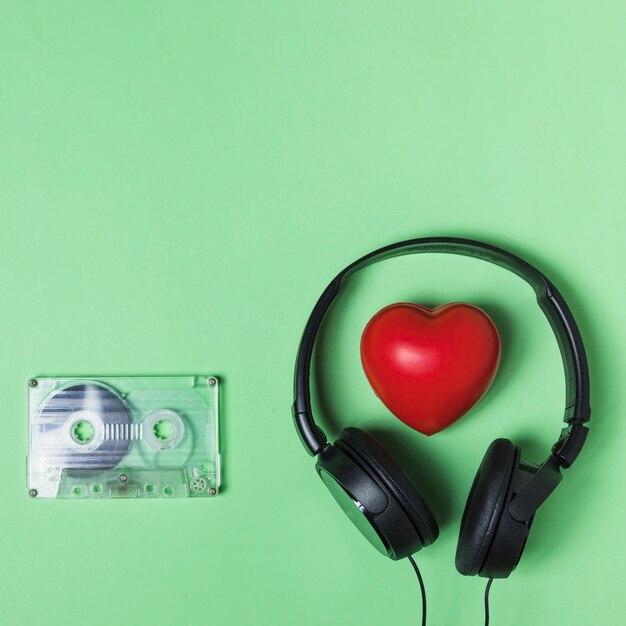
[{"xmin": 292, "ymin": 237, "xmax": 590, "ymax": 578}]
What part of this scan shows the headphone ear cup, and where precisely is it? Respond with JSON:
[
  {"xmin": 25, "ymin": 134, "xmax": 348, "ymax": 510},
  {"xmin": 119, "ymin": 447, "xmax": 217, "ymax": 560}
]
[
  {"xmin": 316, "ymin": 436, "xmax": 424, "ymax": 560},
  {"xmin": 455, "ymin": 438, "xmax": 518, "ymax": 577},
  {"xmin": 339, "ymin": 427, "xmax": 439, "ymax": 547}
]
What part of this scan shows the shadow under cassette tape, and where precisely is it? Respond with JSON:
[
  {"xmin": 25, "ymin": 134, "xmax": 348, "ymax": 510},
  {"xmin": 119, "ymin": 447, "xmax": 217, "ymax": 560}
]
[{"xmin": 28, "ymin": 376, "xmax": 220, "ymax": 499}]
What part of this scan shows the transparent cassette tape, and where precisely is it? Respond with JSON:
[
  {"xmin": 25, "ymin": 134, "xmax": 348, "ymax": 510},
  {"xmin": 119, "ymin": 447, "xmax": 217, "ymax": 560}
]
[{"xmin": 28, "ymin": 376, "xmax": 220, "ymax": 499}]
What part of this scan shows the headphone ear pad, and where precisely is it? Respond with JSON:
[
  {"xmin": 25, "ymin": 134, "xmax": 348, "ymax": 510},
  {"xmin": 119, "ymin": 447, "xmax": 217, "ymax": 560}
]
[
  {"xmin": 455, "ymin": 439, "xmax": 518, "ymax": 576},
  {"xmin": 339, "ymin": 428, "xmax": 439, "ymax": 547}
]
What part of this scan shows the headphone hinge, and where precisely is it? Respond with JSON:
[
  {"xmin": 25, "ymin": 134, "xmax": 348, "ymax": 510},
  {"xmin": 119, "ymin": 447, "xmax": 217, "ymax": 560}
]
[
  {"xmin": 552, "ymin": 421, "xmax": 589, "ymax": 469},
  {"xmin": 292, "ymin": 407, "xmax": 328, "ymax": 456}
]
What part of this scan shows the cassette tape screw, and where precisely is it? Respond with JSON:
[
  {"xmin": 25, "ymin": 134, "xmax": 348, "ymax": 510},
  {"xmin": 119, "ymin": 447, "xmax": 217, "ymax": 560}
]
[
  {"xmin": 29, "ymin": 489, "xmax": 38, "ymax": 497},
  {"xmin": 29, "ymin": 379, "xmax": 38, "ymax": 388},
  {"xmin": 208, "ymin": 378, "xmax": 217, "ymax": 386},
  {"xmin": 119, "ymin": 474, "xmax": 128, "ymax": 483},
  {"xmin": 209, "ymin": 488, "xmax": 217, "ymax": 496}
]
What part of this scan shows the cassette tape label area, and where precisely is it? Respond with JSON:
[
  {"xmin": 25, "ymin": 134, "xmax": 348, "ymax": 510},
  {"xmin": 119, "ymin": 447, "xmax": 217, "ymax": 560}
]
[{"xmin": 28, "ymin": 376, "xmax": 220, "ymax": 499}]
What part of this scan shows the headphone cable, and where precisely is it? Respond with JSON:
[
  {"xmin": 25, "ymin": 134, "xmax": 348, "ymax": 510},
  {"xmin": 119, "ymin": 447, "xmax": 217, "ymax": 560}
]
[
  {"xmin": 484, "ymin": 578, "xmax": 494, "ymax": 626},
  {"xmin": 407, "ymin": 555, "xmax": 427, "ymax": 626}
]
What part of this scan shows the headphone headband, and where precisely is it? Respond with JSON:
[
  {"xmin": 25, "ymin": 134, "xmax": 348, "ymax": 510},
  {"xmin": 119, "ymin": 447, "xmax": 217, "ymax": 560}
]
[{"xmin": 292, "ymin": 237, "xmax": 590, "ymax": 468}]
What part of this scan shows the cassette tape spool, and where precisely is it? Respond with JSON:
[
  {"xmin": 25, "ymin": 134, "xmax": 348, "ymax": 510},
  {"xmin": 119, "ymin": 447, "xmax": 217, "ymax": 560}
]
[{"xmin": 28, "ymin": 376, "xmax": 220, "ymax": 499}]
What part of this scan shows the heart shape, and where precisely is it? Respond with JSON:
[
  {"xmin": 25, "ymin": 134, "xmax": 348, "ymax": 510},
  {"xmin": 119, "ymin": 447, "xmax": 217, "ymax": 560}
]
[{"xmin": 360, "ymin": 303, "xmax": 501, "ymax": 435}]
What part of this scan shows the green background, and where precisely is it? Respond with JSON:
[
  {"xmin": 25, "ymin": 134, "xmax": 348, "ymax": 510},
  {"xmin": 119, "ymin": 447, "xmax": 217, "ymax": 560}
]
[{"xmin": 1, "ymin": 2, "xmax": 624, "ymax": 625}]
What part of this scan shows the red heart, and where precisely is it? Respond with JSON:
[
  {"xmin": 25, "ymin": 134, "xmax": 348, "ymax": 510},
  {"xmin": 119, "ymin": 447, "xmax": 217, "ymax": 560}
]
[{"xmin": 360, "ymin": 303, "xmax": 501, "ymax": 435}]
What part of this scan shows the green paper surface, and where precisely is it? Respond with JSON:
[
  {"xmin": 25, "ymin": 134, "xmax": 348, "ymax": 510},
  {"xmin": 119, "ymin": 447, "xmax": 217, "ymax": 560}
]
[{"xmin": 0, "ymin": 2, "xmax": 624, "ymax": 625}]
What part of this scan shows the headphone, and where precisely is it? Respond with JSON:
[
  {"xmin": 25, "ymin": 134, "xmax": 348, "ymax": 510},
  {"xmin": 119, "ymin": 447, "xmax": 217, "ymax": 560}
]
[{"xmin": 292, "ymin": 237, "xmax": 590, "ymax": 578}]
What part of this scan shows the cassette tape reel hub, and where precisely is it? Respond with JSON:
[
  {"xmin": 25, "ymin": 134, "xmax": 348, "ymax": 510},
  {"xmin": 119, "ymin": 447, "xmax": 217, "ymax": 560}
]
[
  {"xmin": 143, "ymin": 409, "xmax": 186, "ymax": 450},
  {"xmin": 28, "ymin": 376, "xmax": 220, "ymax": 499}
]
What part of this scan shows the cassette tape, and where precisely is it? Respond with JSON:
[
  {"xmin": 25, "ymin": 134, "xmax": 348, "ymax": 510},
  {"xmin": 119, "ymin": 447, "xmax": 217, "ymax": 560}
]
[{"xmin": 28, "ymin": 376, "xmax": 220, "ymax": 499}]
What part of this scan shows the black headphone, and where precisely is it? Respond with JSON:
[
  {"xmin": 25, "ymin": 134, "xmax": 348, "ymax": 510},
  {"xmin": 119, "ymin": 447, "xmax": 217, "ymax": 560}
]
[{"xmin": 292, "ymin": 237, "xmax": 590, "ymax": 578}]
